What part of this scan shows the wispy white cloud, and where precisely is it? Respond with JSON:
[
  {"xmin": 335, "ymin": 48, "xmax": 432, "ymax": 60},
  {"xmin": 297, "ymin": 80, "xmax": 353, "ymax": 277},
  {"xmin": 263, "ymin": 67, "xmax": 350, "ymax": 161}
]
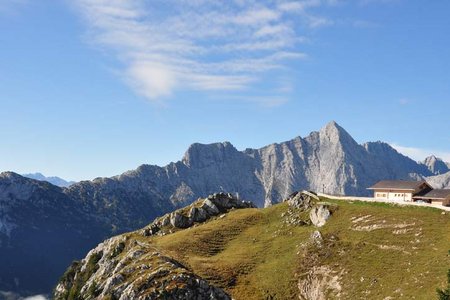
[
  {"xmin": 278, "ymin": 0, "xmax": 321, "ymax": 12},
  {"xmin": 390, "ymin": 143, "xmax": 450, "ymax": 163},
  {"xmin": 0, "ymin": 0, "xmax": 27, "ymax": 15},
  {"xmin": 72, "ymin": 0, "xmax": 334, "ymax": 103}
]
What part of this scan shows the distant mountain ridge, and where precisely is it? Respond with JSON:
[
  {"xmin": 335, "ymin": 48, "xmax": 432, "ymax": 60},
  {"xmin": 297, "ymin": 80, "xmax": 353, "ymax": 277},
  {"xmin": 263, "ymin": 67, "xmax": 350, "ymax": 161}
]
[
  {"xmin": 0, "ymin": 172, "xmax": 107, "ymax": 297},
  {"xmin": 1, "ymin": 121, "xmax": 450, "ymax": 297},
  {"xmin": 22, "ymin": 172, "xmax": 75, "ymax": 187}
]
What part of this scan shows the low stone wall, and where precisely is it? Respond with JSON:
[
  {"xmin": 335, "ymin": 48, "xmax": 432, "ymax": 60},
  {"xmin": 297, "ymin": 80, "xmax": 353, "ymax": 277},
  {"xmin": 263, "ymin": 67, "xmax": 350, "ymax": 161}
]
[{"xmin": 318, "ymin": 193, "xmax": 450, "ymax": 212}]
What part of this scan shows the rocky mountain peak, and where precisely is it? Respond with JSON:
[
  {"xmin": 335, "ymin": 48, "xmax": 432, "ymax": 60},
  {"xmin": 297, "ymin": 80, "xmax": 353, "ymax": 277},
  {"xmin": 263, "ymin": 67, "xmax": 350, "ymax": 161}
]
[
  {"xmin": 318, "ymin": 121, "xmax": 359, "ymax": 148},
  {"xmin": 0, "ymin": 171, "xmax": 22, "ymax": 180},
  {"xmin": 320, "ymin": 120, "xmax": 344, "ymax": 135},
  {"xmin": 423, "ymin": 155, "xmax": 450, "ymax": 175},
  {"xmin": 182, "ymin": 141, "xmax": 239, "ymax": 168}
]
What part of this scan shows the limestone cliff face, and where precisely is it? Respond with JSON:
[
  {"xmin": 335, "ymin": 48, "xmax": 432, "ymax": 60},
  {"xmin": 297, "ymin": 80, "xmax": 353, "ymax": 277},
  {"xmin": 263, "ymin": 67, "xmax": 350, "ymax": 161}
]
[
  {"xmin": 62, "ymin": 121, "xmax": 434, "ymax": 211},
  {"xmin": 422, "ymin": 155, "xmax": 450, "ymax": 175},
  {"xmin": 423, "ymin": 155, "xmax": 450, "ymax": 189},
  {"xmin": 142, "ymin": 121, "xmax": 430, "ymax": 207},
  {"xmin": 426, "ymin": 171, "xmax": 450, "ymax": 189}
]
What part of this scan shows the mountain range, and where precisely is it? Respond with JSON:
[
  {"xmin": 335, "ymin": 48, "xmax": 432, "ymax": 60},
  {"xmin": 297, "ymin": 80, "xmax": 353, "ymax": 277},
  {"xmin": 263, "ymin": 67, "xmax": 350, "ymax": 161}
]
[
  {"xmin": 21, "ymin": 173, "xmax": 75, "ymax": 187},
  {"xmin": 1, "ymin": 121, "xmax": 449, "ymax": 297}
]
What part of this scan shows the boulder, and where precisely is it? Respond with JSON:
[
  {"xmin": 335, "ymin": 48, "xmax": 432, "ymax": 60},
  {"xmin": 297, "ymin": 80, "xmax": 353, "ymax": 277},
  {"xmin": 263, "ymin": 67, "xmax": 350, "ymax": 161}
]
[
  {"xmin": 170, "ymin": 212, "xmax": 192, "ymax": 228},
  {"xmin": 159, "ymin": 215, "xmax": 171, "ymax": 227},
  {"xmin": 188, "ymin": 207, "xmax": 208, "ymax": 223},
  {"xmin": 201, "ymin": 199, "xmax": 220, "ymax": 215},
  {"xmin": 143, "ymin": 224, "xmax": 161, "ymax": 236},
  {"xmin": 309, "ymin": 203, "xmax": 335, "ymax": 227}
]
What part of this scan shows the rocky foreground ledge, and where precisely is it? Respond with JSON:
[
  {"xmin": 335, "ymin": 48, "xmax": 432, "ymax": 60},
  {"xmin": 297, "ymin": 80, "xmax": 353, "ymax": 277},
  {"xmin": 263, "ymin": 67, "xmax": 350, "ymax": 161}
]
[
  {"xmin": 141, "ymin": 192, "xmax": 256, "ymax": 236},
  {"xmin": 53, "ymin": 193, "xmax": 254, "ymax": 300},
  {"xmin": 53, "ymin": 235, "xmax": 231, "ymax": 300}
]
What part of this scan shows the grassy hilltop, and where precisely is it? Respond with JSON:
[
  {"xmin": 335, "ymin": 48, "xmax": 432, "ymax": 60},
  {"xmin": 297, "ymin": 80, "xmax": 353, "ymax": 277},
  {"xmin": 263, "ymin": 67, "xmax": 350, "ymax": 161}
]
[{"xmin": 56, "ymin": 196, "xmax": 450, "ymax": 300}]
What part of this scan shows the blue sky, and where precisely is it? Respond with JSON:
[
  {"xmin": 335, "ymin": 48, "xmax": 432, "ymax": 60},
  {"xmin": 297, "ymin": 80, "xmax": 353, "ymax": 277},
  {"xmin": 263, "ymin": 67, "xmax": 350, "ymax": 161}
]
[{"xmin": 0, "ymin": 0, "xmax": 449, "ymax": 181}]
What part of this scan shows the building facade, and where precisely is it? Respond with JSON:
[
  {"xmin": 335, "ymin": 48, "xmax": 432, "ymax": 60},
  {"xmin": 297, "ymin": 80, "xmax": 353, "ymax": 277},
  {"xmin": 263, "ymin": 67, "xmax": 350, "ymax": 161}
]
[{"xmin": 368, "ymin": 180, "xmax": 433, "ymax": 202}]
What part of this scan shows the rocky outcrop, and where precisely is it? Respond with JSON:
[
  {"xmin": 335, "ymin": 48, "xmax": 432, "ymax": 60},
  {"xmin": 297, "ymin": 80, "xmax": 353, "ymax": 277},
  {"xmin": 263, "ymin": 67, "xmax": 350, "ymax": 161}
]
[
  {"xmin": 54, "ymin": 236, "xmax": 231, "ymax": 300},
  {"xmin": 309, "ymin": 203, "xmax": 337, "ymax": 227},
  {"xmin": 285, "ymin": 191, "xmax": 319, "ymax": 210},
  {"xmin": 142, "ymin": 193, "xmax": 255, "ymax": 236},
  {"xmin": 283, "ymin": 191, "xmax": 336, "ymax": 227}
]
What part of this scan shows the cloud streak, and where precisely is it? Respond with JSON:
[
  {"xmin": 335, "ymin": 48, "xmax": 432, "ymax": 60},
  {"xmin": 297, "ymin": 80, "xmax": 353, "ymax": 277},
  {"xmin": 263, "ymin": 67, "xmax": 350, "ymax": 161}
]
[
  {"xmin": 0, "ymin": 0, "xmax": 27, "ymax": 15},
  {"xmin": 390, "ymin": 143, "xmax": 450, "ymax": 163},
  {"xmin": 73, "ymin": 0, "xmax": 333, "ymax": 102}
]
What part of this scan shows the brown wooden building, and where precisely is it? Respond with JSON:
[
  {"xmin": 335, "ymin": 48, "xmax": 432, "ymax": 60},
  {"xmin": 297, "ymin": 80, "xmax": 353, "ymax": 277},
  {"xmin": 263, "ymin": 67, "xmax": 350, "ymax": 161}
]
[
  {"xmin": 368, "ymin": 180, "xmax": 450, "ymax": 206},
  {"xmin": 413, "ymin": 189, "xmax": 450, "ymax": 206}
]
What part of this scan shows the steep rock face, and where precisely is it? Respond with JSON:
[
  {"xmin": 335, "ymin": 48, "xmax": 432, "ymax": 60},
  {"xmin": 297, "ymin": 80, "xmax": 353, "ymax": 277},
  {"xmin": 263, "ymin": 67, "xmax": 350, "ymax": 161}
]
[
  {"xmin": 426, "ymin": 171, "xmax": 450, "ymax": 189},
  {"xmin": 364, "ymin": 141, "xmax": 431, "ymax": 178},
  {"xmin": 178, "ymin": 142, "xmax": 264, "ymax": 206},
  {"xmin": 422, "ymin": 155, "xmax": 450, "ymax": 175},
  {"xmin": 245, "ymin": 122, "xmax": 428, "ymax": 205},
  {"xmin": 62, "ymin": 121, "xmax": 433, "ymax": 210}
]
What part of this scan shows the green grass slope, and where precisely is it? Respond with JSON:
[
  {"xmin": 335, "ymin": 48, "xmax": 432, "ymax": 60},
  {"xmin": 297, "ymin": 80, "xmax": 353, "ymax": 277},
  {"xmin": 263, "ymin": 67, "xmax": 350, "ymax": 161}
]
[
  {"xmin": 56, "ymin": 196, "xmax": 450, "ymax": 299},
  {"xmin": 140, "ymin": 198, "xmax": 450, "ymax": 299}
]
